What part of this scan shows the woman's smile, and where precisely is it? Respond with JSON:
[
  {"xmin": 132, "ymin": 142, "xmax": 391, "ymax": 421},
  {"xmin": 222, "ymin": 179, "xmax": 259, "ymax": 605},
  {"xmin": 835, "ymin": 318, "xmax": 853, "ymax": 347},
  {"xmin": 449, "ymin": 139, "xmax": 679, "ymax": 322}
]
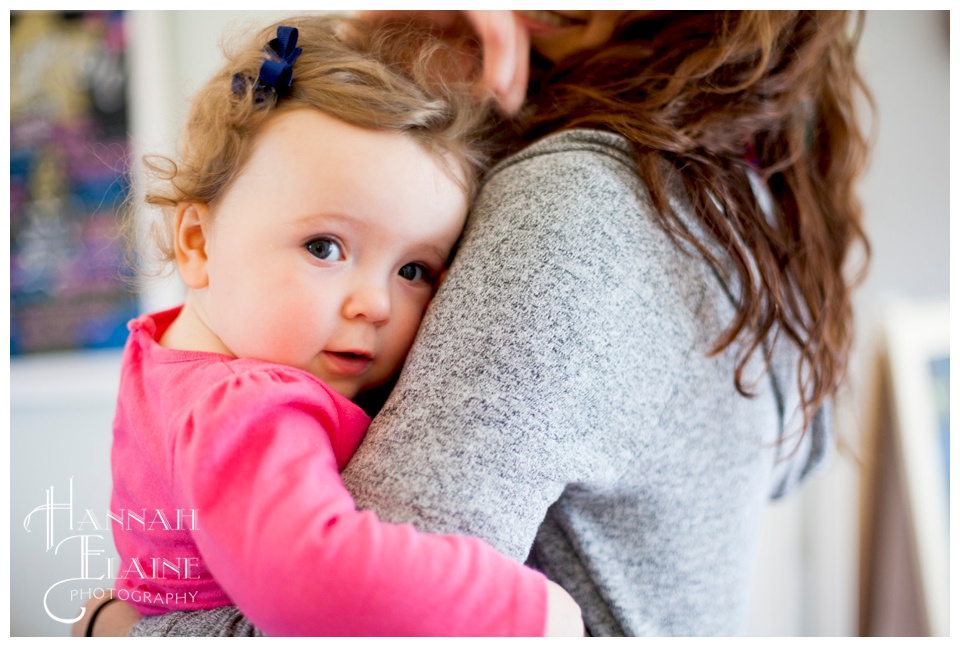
[
  {"xmin": 515, "ymin": 10, "xmax": 584, "ymax": 32},
  {"xmin": 515, "ymin": 11, "xmax": 627, "ymax": 63}
]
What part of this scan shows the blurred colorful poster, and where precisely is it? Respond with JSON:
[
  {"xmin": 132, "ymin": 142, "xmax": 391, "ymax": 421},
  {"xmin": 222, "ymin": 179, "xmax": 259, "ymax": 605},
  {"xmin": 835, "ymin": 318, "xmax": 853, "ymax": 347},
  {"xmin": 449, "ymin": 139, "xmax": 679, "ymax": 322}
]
[{"xmin": 10, "ymin": 10, "xmax": 138, "ymax": 354}]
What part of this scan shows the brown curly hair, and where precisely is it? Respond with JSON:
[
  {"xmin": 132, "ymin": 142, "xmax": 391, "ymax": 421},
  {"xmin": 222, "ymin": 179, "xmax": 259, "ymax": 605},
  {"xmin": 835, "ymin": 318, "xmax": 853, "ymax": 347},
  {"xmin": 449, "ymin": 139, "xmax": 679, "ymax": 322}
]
[
  {"xmin": 517, "ymin": 10, "xmax": 871, "ymax": 435},
  {"xmin": 139, "ymin": 14, "xmax": 494, "ymax": 268}
]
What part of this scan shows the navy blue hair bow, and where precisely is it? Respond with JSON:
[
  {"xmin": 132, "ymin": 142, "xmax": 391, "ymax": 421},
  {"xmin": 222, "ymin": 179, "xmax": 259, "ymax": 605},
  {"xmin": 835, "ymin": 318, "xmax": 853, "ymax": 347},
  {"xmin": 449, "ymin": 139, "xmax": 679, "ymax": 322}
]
[
  {"xmin": 232, "ymin": 25, "xmax": 302, "ymax": 100},
  {"xmin": 259, "ymin": 26, "xmax": 302, "ymax": 96}
]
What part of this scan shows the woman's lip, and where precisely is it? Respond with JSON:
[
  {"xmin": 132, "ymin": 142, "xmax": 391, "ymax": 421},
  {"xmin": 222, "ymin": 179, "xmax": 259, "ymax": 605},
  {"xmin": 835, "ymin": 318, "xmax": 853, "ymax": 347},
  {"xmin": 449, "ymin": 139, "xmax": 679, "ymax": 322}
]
[
  {"xmin": 514, "ymin": 10, "xmax": 584, "ymax": 34},
  {"xmin": 322, "ymin": 351, "xmax": 372, "ymax": 376}
]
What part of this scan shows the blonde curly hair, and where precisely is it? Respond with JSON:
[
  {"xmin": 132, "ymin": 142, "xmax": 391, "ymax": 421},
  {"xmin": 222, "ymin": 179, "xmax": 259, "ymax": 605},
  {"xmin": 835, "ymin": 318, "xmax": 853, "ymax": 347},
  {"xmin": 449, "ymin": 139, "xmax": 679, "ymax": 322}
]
[{"xmin": 139, "ymin": 14, "xmax": 495, "ymax": 268}]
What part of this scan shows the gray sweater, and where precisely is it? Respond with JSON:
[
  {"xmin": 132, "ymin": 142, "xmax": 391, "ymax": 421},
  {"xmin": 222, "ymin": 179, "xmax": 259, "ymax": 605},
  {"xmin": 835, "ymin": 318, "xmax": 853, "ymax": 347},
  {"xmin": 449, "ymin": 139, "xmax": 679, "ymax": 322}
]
[{"xmin": 132, "ymin": 129, "xmax": 829, "ymax": 637}]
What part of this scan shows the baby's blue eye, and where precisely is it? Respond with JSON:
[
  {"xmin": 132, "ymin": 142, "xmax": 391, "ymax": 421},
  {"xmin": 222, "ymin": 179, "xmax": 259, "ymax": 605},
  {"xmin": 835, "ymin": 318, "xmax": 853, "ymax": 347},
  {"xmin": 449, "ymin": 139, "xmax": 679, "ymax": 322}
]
[
  {"xmin": 306, "ymin": 238, "xmax": 343, "ymax": 261},
  {"xmin": 398, "ymin": 263, "xmax": 428, "ymax": 282}
]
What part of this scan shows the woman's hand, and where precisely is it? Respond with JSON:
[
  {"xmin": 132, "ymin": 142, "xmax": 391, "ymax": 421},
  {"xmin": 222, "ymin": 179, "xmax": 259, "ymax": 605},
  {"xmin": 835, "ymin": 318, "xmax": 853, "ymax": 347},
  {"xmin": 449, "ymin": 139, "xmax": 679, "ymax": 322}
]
[
  {"xmin": 357, "ymin": 10, "xmax": 530, "ymax": 114},
  {"xmin": 70, "ymin": 595, "xmax": 140, "ymax": 637}
]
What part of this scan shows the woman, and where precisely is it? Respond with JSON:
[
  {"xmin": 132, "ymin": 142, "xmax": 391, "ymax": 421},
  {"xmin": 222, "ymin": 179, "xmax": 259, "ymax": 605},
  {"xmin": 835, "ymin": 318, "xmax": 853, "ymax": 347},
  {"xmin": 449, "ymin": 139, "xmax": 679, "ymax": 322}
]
[{"xmin": 84, "ymin": 10, "xmax": 869, "ymax": 636}]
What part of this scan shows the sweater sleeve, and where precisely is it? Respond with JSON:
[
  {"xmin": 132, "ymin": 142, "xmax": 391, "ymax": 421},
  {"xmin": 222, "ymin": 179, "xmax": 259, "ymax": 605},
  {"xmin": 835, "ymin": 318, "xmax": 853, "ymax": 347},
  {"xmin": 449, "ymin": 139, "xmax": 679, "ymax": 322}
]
[{"xmin": 174, "ymin": 368, "xmax": 547, "ymax": 637}]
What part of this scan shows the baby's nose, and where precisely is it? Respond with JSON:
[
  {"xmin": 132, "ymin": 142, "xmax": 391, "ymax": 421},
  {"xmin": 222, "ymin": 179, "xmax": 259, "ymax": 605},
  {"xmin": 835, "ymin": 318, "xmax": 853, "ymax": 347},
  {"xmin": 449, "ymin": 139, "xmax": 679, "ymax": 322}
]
[{"xmin": 342, "ymin": 284, "xmax": 390, "ymax": 323}]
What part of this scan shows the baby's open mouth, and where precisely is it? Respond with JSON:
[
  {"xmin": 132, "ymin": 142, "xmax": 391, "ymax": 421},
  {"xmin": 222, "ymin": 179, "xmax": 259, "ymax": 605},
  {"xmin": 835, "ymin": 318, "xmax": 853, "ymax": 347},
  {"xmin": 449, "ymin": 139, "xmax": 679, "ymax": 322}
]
[
  {"xmin": 330, "ymin": 351, "xmax": 370, "ymax": 360},
  {"xmin": 323, "ymin": 350, "xmax": 373, "ymax": 376}
]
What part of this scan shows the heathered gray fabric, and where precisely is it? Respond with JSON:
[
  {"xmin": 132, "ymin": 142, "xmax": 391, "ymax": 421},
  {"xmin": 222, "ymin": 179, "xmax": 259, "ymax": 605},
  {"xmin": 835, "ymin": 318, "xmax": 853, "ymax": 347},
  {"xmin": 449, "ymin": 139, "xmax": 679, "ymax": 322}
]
[
  {"xmin": 130, "ymin": 606, "xmax": 263, "ymax": 637},
  {"xmin": 132, "ymin": 129, "xmax": 830, "ymax": 637}
]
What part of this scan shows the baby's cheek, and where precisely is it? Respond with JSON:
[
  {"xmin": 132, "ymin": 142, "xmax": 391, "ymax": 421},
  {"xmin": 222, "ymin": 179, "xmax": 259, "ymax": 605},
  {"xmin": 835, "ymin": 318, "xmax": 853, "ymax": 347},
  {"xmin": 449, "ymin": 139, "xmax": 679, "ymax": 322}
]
[{"xmin": 385, "ymin": 312, "xmax": 426, "ymax": 367}]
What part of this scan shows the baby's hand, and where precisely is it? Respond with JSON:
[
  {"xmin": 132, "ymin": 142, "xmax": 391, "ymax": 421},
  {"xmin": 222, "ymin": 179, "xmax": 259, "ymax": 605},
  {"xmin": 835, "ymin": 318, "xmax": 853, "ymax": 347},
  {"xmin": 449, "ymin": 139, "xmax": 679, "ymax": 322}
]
[{"xmin": 544, "ymin": 579, "xmax": 584, "ymax": 636}]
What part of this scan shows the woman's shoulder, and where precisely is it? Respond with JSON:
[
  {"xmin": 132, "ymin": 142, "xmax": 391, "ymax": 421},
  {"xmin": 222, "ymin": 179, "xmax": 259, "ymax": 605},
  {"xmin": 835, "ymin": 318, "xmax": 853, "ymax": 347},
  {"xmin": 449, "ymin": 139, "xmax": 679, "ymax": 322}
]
[
  {"xmin": 487, "ymin": 129, "xmax": 636, "ymax": 181},
  {"xmin": 481, "ymin": 129, "xmax": 644, "ymax": 213},
  {"xmin": 480, "ymin": 128, "xmax": 715, "ymax": 259},
  {"xmin": 475, "ymin": 128, "xmax": 690, "ymax": 241},
  {"xmin": 481, "ymin": 128, "xmax": 689, "ymax": 211}
]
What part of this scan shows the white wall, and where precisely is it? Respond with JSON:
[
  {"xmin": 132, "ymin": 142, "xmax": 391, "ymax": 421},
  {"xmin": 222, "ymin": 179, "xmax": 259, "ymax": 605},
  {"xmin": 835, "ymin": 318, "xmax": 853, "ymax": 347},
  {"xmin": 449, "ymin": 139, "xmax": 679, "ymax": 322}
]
[
  {"xmin": 10, "ymin": 351, "xmax": 125, "ymax": 636},
  {"xmin": 9, "ymin": 10, "xmax": 950, "ymax": 637}
]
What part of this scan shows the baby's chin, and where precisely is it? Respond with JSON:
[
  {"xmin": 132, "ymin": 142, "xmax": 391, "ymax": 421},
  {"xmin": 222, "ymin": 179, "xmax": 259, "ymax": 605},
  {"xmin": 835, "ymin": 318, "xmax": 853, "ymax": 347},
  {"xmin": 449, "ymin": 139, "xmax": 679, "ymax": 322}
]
[
  {"xmin": 319, "ymin": 374, "xmax": 383, "ymax": 403},
  {"xmin": 309, "ymin": 373, "xmax": 361, "ymax": 401},
  {"xmin": 301, "ymin": 360, "xmax": 397, "ymax": 410}
]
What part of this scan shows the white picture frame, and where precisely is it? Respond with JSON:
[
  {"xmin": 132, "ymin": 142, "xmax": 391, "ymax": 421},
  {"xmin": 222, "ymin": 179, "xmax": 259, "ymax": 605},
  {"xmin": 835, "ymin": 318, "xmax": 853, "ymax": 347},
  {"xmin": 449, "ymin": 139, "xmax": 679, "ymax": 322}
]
[{"xmin": 880, "ymin": 298, "xmax": 950, "ymax": 637}]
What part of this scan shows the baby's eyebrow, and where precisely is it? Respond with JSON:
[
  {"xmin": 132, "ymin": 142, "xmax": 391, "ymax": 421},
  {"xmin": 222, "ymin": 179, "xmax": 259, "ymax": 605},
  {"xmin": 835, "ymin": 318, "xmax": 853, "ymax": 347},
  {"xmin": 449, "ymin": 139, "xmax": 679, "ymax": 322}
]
[
  {"xmin": 289, "ymin": 211, "xmax": 358, "ymax": 227},
  {"xmin": 281, "ymin": 211, "xmax": 367, "ymax": 236}
]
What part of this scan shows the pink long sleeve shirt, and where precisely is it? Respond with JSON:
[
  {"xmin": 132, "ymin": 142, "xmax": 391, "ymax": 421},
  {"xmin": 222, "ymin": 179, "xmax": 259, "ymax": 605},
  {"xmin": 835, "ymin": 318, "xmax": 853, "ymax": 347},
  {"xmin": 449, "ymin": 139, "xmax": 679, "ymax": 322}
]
[{"xmin": 110, "ymin": 308, "xmax": 547, "ymax": 636}]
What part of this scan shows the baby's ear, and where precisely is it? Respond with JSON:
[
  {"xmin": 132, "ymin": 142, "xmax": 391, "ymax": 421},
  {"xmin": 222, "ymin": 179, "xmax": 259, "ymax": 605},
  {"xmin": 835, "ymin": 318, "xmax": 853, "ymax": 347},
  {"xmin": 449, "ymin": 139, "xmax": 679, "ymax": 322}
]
[{"xmin": 173, "ymin": 202, "xmax": 211, "ymax": 289}]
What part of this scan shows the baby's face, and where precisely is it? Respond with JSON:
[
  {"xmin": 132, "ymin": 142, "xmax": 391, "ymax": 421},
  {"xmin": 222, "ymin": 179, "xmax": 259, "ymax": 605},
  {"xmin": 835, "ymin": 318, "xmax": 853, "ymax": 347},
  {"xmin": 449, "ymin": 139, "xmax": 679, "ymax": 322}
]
[{"xmin": 197, "ymin": 108, "xmax": 468, "ymax": 399}]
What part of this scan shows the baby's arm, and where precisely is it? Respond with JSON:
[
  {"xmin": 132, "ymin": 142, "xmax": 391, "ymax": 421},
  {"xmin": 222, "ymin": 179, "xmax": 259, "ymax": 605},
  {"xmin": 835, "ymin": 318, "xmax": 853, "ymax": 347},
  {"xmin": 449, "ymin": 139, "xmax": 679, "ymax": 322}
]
[{"xmin": 172, "ymin": 368, "xmax": 573, "ymax": 636}]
